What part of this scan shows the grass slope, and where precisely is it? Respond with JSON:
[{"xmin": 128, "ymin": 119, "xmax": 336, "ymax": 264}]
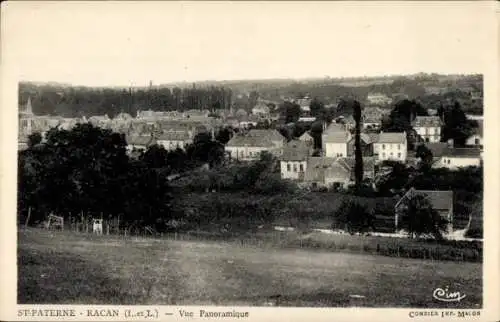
[{"xmin": 18, "ymin": 229, "xmax": 482, "ymax": 308}]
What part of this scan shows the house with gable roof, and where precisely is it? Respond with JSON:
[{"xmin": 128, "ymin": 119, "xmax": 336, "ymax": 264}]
[
  {"xmin": 225, "ymin": 135, "xmax": 276, "ymax": 161},
  {"xmin": 412, "ymin": 116, "xmax": 443, "ymax": 143},
  {"xmin": 394, "ymin": 188, "xmax": 454, "ymax": 234},
  {"xmin": 298, "ymin": 131, "xmax": 314, "ymax": 147},
  {"xmin": 323, "ymin": 129, "xmax": 352, "ymax": 158},
  {"xmin": 373, "ymin": 132, "xmax": 407, "ymax": 163},
  {"xmin": 280, "ymin": 140, "xmax": 312, "ymax": 180}
]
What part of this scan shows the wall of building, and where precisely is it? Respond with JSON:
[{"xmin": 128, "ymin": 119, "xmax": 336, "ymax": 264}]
[
  {"xmin": 374, "ymin": 142, "xmax": 407, "ymax": 162},
  {"xmin": 466, "ymin": 134, "xmax": 483, "ymax": 147},
  {"xmin": 434, "ymin": 157, "xmax": 481, "ymax": 169},
  {"xmin": 415, "ymin": 126, "xmax": 441, "ymax": 143},
  {"xmin": 325, "ymin": 143, "xmax": 348, "ymax": 158},
  {"xmin": 280, "ymin": 161, "xmax": 307, "ymax": 180},
  {"xmin": 225, "ymin": 146, "xmax": 272, "ymax": 161}
]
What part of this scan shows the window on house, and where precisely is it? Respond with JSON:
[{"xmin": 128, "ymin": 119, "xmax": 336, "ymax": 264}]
[
  {"xmin": 293, "ymin": 164, "xmax": 297, "ymax": 172},
  {"xmin": 398, "ymin": 153, "xmax": 401, "ymax": 158},
  {"xmin": 475, "ymin": 138, "xmax": 480, "ymax": 145},
  {"xmin": 382, "ymin": 152, "xmax": 386, "ymax": 158},
  {"xmin": 299, "ymin": 164, "xmax": 304, "ymax": 172},
  {"xmin": 287, "ymin": 163, "xmax": 291, "ymax": 172},
  {"xmin": 398, "ymin": 144, "xmax": 401, "ymax": 150},
  {"xmin": 390, "ymin": 152, "xmax": 393, "ymax": 157},
  {"xmin": 448, "ymin": 159, "xmax": 451, "ymax": 164},
  {"xmin": 382, "ymin": 144, "xmax": 385, "ymax": 150}
]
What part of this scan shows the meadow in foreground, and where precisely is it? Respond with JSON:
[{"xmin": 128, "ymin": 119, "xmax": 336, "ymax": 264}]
[{"xmin": 18, "ymin": 229, "xmax": 482, "ymax": 308}]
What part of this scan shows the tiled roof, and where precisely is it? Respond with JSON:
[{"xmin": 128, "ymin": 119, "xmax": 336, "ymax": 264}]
[
  {"xmin": 126, "ymin": 135, "xmax": 156, "ymax": 146},
  {"xmin": 156, "ymin": 131, "xmax": 191, "ymax": 141},
  {"xmin": 376, "ymin": 132, "xmax": 406, "ymax": 144},
  {"xmin": 303, "ymin": 157, "xmax": 336, "ymax": 182},
  {"xmin": 324, "ymin": 131, "xmax": 350, "ymax": 143},
  {"xmin": 412, "ymin": 116, "xmax": 442, "ymax": 128},
  {"xmin": 337, "ymin": 157, "xmax": 376, "ymax": 173},
  {"xmin": 299, "ymin": 131, "xmax": 314, "ymax": 141},
  {"xmin": 247, "ymin": 129, "xmax": 285, "ymax": 141},
  {"xmin": 396, "ymin": 188, "xmax": 453, "ymax": 211},
  {"xmin": 281, "ymin": 140, "xmax": 311, "ymax": 161},
  {"xmin": 423, "ymin": 142, "xmax": 449, "ymax": 158},
  {"xmin": 443, "ymin": 148, "xmax": 481, "ymax": 158},
  {"xmin": 226, "ymin": 134, "xmax": 275, "ymax": 148},
  {"xmin": 324, "ymin": 123, "xmax": 345, "ymax": 133}
]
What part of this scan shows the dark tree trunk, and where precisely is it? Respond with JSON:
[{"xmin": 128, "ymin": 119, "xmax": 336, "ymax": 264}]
[{"xmin": 353, "ymin": 100, "xmax": 363, "ymax": 189}]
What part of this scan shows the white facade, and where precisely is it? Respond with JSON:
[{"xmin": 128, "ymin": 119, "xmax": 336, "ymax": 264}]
[
  {"xmin": 433, "ymin": 157, "xmax": 481, "ymax": 170},
  {"xmin": 325, "ymin": 142, "xmax": 348, "ymax": 158},
  {"xmin": 415, "ymin": 126, "xmax": 441, "ymax": 143},
  {"xmin": 280, "ymin": 161, "xmax": 307, "ymax": 180},
  {"xmin": 366, "ymin": 93, "xmax": 393, "ymax": 105},
  {"xmin": 373, "ymin": 142, "xmax": 407, "ymax": 162},
  {"xmin": 157, "ymin": 139, "xmax": 190, "ymax": 151},
  {"xmin": 466, "ymin": 134, "xmax": 483, "ymax": 147},
  {"xmin": 225, "ymin": 146, "xmax": 273, "ymax": 161}
]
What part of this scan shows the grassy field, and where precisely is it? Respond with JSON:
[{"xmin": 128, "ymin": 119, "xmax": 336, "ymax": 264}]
[{"xmin": 18, "ymin": 229, "xmax": 482, "ymax": 308}]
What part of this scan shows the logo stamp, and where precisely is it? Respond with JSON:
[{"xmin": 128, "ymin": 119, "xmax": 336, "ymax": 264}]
[{"xmin": 433, "ymin": 286, "xmax": 466, "ymax": 302}]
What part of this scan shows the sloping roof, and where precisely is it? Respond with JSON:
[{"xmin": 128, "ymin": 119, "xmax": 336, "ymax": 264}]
[
  {"xmin": 366, "ymin": 133, "xmax": 380, "ymax": 144},
  {"xmin": 156, "ymin": 131, "xmax": 191, "ymax": 141},
  {"xmin": 412, "ymin": 116, "xmax": 442, "ymax": 127},
  {"xmin": 126, "ymin": 135, "xmax": 156, "ymax": 146},
  {"xmin": 424, "ymin": 142, "xmax": 449, "ymax": 158},
  {"xmin": 360, "ymin": 133, "xmax": 374, "ymax": 144},
  {"xmin": 299, "ymin": 131, "xmax": 314, "ymax": 141},
  {"xmin": 376, "ymin": 132, "xmax": 406, "ymax": 144},
  {"xmin": 324, "ymin": 131, "xmax": 350, "ymax": 143},
  {"xmin": 337, "ymin": 157, "xmax": 376, "ymax": 173},
  {"xmin": 226, "ymin": 134, "xmax": 275, "ymax": 148},
  {"xmin": 281, "ymin": 140, "xmax": 311, "ymax": 161},
  {"xmin": 324, "ymin": 123, "xmax": 345, "ymax": 133},
  {"xmin": 247, "ymin": 129, "xmax": 285, "ymax": 141},
  {"xmin": 303, "ymin": 157, "xmax": 336, "ymax": 182},
  {"xmin": 395, "ymin": 188, "xmax": 453, "ymax": 211},
  {"xmin": 443, "ymin": 148, "xmax": 481, "ymax": 158}
]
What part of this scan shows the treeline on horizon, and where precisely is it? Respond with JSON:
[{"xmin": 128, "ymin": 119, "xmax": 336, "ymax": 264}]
[{"xmin": 18, "ymin": 73, "xmax": 483, "ymax": 118}]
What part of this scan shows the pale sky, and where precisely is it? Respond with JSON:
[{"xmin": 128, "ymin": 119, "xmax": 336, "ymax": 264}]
[{"xmin": 1, "ymin": 1, "xmax": 497, "ymax": 87}]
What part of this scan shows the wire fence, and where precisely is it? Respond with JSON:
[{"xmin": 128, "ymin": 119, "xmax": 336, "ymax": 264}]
[{"xmin": 32, "ymin": 222, "xmax": 483, "ymax": 263}]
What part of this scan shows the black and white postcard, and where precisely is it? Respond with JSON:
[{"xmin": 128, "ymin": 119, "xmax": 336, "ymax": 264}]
[{"xmin": 1, "ymin": 1, "xmax": 499, "ymax": 321}]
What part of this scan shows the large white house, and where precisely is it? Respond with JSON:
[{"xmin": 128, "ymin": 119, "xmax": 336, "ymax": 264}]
[
  {"xmin": 412, "ymin": 116, "xmax": 442, "ymax": 143},
  {"xmin": 373, "ymin": 132, "xmax": 407, "ymax": 163},
  {"xmin": 323, "ymin": 131, "xmax": 352, "ymax": 158}
]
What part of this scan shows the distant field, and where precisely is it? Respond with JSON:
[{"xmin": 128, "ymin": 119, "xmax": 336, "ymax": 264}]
[{"xmin": 18, "ymin": 229, "xmax": 482, "ymax": 308}]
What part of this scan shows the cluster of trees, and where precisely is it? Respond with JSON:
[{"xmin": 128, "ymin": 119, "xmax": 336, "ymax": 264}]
[
  {"xmin": 19, "ymin": 82, "xmax": 234, "ymax": 118},
  {"xmin": 333, "ymin": 194, "xmax": 448, "ymax": 240},
  {"xmin": 17, "ymin": 124, "xmax": 226, "ymax": 231},
  {"xmin": 381, "ymin": 99, "xmax": 478, "ymax": 148},
  {"xmin": 173, "ymin": 151, "xmax": 295, "ymax": 195}
]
